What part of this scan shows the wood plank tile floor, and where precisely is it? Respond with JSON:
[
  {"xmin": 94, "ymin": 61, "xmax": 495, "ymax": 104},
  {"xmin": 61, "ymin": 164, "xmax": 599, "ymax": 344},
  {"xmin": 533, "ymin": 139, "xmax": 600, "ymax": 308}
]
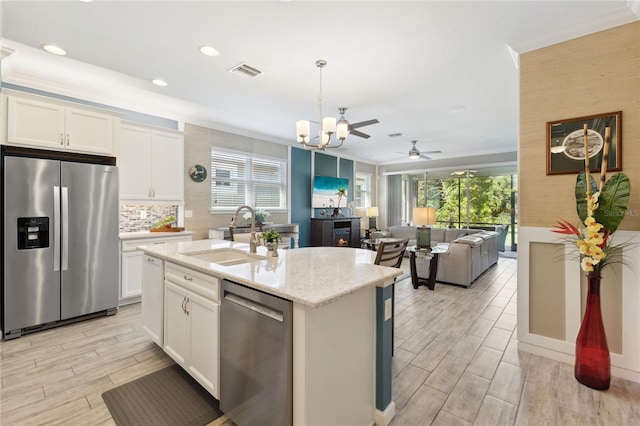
[
  {"xmin": 390, "ymin": 256, "xmax": 640, "ymax": 425},
  {"xmin": 0, "ymin": 304, "xmax": 233, "ymax": 426},
  {"xmin": 1, "ymin": 255, "xmax": 638, "ymax": 425}
]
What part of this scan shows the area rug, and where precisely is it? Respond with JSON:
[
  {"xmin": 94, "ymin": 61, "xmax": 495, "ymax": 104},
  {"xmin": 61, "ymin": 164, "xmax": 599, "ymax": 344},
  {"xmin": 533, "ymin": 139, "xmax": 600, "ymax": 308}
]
[{"xmin": 102, "ymin": 364, "xmax": 224, "ymax": 426}]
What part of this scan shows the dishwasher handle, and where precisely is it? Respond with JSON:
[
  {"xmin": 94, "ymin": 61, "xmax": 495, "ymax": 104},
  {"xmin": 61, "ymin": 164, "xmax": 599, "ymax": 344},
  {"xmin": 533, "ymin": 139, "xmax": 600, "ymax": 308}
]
[{"xmin": 224, "ymin": 292, "xmax": 284, "ymax": 322}]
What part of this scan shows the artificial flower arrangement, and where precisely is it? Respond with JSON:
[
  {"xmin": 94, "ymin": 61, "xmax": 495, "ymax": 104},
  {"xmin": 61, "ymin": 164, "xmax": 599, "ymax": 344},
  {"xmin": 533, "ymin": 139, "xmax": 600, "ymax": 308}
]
[
  {"xmin": 552, "ymin": 126, "xmax": 631, "ymax": 275},
  {"xmin": 244, "ymin": 209, "xmax": 270, "ymax": 224},
  {"xmin": 551, "ymin": 125, "xmax": 632, "ymax": 390}
]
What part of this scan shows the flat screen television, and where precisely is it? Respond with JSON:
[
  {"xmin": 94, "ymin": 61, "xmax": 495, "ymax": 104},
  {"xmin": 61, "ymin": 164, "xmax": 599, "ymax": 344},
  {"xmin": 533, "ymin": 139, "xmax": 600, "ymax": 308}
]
[{"xmin": 312, "ymin": 176, "xmax": 349, "ymax": 208}]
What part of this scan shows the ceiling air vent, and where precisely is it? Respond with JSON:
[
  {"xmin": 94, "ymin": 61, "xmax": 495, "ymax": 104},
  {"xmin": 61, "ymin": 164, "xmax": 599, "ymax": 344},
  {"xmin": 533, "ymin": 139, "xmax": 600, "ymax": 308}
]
[
  {"xmin": 388, "ymin": 132, "xmax": 406, "ymax": 138},
  {"xmin": 228, "ymin": 63, "xmax": 263, "ymax": 78}
]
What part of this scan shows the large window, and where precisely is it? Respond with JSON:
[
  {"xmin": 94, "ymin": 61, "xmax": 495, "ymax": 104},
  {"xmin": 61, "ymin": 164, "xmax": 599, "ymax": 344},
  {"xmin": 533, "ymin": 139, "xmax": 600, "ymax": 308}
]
[
  {"xmin": 210, "ymin": 148, "xmax": 287, "ymax": 212},
  {"xmin": 387, "ymin": 168, "xmax": 518, "ymax": 248},
  {"xmin": 355, "ymin": 172, "xmax": 372, "ymax": 209}
]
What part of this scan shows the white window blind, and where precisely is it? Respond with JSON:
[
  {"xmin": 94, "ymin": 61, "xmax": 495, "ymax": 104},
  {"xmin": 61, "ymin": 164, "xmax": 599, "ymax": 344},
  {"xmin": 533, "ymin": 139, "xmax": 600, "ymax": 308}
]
[{"xmin": 211, "ymin": 149, "xmax": 287, "ymax": 211}]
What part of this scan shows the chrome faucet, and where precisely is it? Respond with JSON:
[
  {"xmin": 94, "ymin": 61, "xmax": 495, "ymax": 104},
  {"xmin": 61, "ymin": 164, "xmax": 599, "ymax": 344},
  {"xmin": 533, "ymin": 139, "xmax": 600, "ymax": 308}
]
[{"xmin": 230, "ymin": 205, "xmax": 260, "ymax": 254}]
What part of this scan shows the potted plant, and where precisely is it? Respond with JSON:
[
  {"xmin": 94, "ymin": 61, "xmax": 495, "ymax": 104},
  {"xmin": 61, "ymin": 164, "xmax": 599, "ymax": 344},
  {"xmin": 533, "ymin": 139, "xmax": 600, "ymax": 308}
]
[
  {"xmin": 151, "ymin": 215, "xmax": 176, "ymax": 229},
  {"xmin": 261, "ymin": 229, "xmax": 282, "ymax": 243}
]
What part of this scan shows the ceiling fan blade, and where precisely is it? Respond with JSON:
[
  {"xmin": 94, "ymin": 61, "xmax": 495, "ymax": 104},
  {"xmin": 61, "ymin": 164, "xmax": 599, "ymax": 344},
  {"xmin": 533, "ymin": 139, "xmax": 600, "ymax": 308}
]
[
  {"xmin": 349, "ymin": 129, "xmax": 371, "ymax": 139},
  {"xmin": 420, "ymin": 150, "xmax": 442, "ymax": 154},
  {"xmin": 419, "ymin": 155, "xmax": 432, "ymax": 160},
  {"xmin": 349, "ymin": 119, "xmax": 379, "ymax": 129}
]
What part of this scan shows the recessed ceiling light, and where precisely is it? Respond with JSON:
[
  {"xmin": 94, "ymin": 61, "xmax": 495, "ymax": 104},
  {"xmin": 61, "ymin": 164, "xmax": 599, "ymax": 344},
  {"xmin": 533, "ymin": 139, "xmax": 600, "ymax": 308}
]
[
  {"xmin": 152, "ymin": 79, "xmax": 168, "ymax": 87},
  {"xmin": 199, "ymin": 45, "xmax": 220, "ymax": 57},
  {"xmin": 43, "ymin": 45, "xmax": 66, "ymax": 56}
]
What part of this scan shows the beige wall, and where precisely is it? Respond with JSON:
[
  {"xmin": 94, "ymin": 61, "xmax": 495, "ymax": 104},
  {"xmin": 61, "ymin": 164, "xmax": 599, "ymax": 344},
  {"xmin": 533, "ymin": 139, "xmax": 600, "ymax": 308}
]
[
  {"xmin": 183, "ymin": 123, "xmax": 289, "ymax": 240},
  {"xmin": 519, "ymin": 22, "xmax": 639, "ymax": 366},
  {"xmin": 520, "ymin": 22, "xmax": 640, "ymax": 230}
]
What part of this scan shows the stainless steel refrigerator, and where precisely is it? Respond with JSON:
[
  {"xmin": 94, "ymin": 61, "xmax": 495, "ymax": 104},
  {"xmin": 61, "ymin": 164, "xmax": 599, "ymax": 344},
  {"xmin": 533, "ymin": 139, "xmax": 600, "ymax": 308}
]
[{"xmin": 2, "ymin": 148, "xmax": 119, "ymax": 339}]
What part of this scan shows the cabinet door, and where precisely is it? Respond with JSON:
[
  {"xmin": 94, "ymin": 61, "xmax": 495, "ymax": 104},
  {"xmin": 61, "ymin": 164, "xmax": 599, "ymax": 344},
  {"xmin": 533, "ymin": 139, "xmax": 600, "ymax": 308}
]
[
  {"xmin": 151, "ymin": 130, "xmax": 184, "ymax": 201},
  {"xmin": 187, "ymin": 292, "xmax": 219, "ymax": 397},
  {"xmin": 141, "ymin": 255, "xmax": 164, "ymax": 346},
  {"xmin": 121, "ymin": 250, "xmax": 143, "ymax": 300},
  {"xmin": 119, "ymin": 125, "xmax": 153, "ymax": 199},
  {"xmin": 7, "ymin": 96, "xmax": 65, "ymax": 149},
  {"xmin": 65, "ymin": 107, "xmax": 114, "ymax": 155},
  {"xmin": 164, "ymin": 282, "xmax": 189, "ymax": 367}
]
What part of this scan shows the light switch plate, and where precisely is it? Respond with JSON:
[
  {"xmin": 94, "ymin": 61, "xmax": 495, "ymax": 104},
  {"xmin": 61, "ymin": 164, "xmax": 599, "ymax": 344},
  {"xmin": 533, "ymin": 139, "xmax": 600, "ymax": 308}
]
[
  {"xmin": 384, "ymin": 298, "xmax": 392, "ymax": 321},
  {"xmin": 140, "ymin": 210, "xmax": 147, "ymax": 219}
]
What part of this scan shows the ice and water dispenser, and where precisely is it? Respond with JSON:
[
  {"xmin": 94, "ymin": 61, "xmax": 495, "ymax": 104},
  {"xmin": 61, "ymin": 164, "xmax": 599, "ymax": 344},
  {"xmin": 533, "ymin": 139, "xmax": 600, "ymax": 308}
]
[{"xmin": 17, "ymin": 217, "xmax": 50, "ymax": 250}]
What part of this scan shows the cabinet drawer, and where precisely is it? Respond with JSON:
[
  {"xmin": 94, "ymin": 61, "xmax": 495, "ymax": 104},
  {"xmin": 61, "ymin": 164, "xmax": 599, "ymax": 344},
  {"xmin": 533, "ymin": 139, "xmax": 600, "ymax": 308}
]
[
  {"xmin": 122, "ymin": 235, "xmax": 192, "ymax": 252},
  {"xmin": 165, "ymin": 262, "xmax": 220, "ymax": 302}
]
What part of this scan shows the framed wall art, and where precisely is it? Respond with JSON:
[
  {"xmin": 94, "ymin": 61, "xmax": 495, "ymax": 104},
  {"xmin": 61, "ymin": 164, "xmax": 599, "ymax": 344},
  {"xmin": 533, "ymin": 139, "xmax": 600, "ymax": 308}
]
[{"xmin": 546, "ymin": 111, "xmax": 622, "ymax": 175}]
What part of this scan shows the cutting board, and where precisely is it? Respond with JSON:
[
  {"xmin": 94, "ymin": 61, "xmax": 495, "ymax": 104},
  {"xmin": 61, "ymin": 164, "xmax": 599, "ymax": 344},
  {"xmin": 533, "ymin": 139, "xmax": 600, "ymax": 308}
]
[{"xmin": 150, "ymin": 227, "xmax": 185, "ymax": 233}]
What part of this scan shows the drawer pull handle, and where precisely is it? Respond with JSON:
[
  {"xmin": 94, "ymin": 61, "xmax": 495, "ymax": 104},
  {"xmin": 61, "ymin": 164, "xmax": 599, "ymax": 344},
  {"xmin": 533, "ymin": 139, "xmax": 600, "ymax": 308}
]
[{"xmin": 184, "ymin": 275, "xmax": 193, "ymax": 281}]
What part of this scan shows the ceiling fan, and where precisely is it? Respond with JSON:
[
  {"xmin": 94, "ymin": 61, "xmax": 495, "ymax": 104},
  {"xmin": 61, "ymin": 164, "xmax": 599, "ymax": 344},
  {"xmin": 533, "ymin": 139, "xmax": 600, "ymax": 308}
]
[
  {"xmin": 309, "ymin": 107, "xmax": 379, "ymax": 142},
  {"xmin": 400, "ymin": 140, "xmax": 441, "ymax": 160},
  {"xmin": 338, "ymin": 107, "xmax": 379, "ymax": 139}
]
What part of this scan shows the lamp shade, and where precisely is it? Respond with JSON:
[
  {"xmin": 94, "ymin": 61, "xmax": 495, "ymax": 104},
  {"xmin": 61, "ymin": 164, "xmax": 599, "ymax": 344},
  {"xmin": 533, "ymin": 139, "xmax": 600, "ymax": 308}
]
[
  {"xmin": 413, "ymin": 207, "xmax": 436, "ymax": 226},
  {"xmin": 366, "ymin": 206, "xmax": 379, "ymax": 217}
]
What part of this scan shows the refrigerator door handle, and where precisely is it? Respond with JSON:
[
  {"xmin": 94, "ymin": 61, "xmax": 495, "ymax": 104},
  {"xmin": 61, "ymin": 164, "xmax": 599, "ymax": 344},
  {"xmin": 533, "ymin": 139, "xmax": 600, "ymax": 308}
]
[
  {"xmin": 61, "ymin": 186, "xmax": 69, "ymax": 271},
  {"xmin": 53, "ymin": 186, "xmax": 61, "ymax": 272}
]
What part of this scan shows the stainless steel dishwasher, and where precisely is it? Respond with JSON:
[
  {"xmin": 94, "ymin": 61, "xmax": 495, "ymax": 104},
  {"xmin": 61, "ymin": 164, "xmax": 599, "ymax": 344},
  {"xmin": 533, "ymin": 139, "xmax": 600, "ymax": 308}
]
[{"xmin": 220, "ymin": 279, "xmax": 293, "ymax": 426}]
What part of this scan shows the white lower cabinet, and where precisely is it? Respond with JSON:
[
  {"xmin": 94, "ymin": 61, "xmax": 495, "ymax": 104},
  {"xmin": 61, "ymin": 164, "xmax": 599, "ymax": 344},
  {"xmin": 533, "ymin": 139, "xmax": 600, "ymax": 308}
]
[
  {"xmin": 141, "ymin": 255, "xmax": 164, "ymax": 346},
  {"xmin": 121, "ymin": 251, "xmax": 144, "ymax": 300},
  {"xmin": 164, "ymin": 269, "xmax": 220, "ymax": 398},
  {"xmin": 119, "ymin": 234, "xmax": 192, "ymax": 303}
]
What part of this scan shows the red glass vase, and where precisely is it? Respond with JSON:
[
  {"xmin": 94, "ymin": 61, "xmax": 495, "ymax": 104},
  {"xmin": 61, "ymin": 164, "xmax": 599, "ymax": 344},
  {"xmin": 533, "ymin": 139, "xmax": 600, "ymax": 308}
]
[{"xmin": 574, "ymin": 272, "xmax": 610, "ymax": 390}]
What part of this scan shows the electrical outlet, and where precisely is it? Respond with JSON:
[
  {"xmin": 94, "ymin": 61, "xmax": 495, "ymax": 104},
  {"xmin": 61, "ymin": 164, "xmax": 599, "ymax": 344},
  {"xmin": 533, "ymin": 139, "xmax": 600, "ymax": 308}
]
[
  {"xmin": 185, "ymin": 210, "xmax": 193, "ymax": 218},
  {"xmin": 140, "ymin": 210, "xmax": 147, "ymax": 219},
  {"xmin": 384, "ymin": 298, "xmax": 392, "ymax": 321}
]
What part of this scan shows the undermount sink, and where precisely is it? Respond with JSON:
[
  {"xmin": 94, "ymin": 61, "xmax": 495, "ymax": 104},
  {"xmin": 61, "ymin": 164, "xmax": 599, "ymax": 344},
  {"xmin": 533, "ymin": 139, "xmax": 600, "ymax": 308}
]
[{"xmin": 184, "ymin": 249, "xmax": 266, "ymax": 266}]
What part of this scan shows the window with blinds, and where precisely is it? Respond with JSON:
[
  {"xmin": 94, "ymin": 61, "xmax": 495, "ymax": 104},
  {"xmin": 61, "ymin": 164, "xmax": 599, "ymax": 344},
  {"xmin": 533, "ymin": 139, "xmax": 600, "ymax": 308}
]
[
  {"xmin": 211, "ymin": 149, "xmax": 287, "ymax": 211},
  {"xmin": 355, "ymin": 172, "xmax": 372, "ymax": 209}
]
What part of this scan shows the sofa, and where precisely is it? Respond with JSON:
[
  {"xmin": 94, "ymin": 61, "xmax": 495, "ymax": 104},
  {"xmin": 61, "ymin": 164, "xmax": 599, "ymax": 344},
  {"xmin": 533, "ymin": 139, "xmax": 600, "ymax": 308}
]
[{"xmin": 371, "ymin": 226, "xmax": 499, "ymax": 287}]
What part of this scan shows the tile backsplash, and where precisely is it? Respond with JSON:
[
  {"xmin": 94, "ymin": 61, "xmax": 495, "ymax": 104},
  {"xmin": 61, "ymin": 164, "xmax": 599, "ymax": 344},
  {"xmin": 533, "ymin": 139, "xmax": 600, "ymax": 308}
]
[{"xmin": 120, "ymin": 205, "xmax": 178, "ymax": 232}]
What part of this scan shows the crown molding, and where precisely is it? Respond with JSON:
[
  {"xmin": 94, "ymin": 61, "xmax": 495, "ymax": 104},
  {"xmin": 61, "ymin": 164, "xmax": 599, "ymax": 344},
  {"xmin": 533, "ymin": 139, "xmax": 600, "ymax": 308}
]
[
  {"xmin": 508, "ymin": 4, "xmax": 640, "ymax": 54},
  {"xmin": 1, "ymin": 47, "xmax": 15, "ymax": 60}
]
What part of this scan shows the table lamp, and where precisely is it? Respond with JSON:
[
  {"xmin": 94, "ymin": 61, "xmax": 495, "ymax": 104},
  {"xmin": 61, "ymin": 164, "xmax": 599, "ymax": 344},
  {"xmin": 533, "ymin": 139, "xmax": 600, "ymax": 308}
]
[
  {"xmin": 413, "ymin": 207, "xmax": 436, "ymax": 248},
  {"xmin": 366, "ymin": 206, "xmax": 379, "ymax": 230}
]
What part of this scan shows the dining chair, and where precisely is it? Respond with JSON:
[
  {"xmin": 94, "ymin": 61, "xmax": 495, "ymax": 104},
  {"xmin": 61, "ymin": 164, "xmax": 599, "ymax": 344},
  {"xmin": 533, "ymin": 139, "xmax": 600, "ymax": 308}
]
[
  {"xmin": 374, "ymin": 238, "xmax": 408, "ymax": 356},
  {"xmin": 374, "ymin": 238, "xmax": 409, "ymax": 268}
]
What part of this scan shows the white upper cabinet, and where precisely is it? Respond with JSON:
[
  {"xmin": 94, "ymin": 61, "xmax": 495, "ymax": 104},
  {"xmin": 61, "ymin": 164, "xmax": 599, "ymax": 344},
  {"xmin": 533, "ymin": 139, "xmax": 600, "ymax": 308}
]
[
  {"xmin": 151, "ymin": 130, "xmax": 184, "ymax": 201},
  {"xmin": 6, "ymin": 95, "xmax": 115, "ymax": 155},
  {"xmin": 119, "ymin": 124, "xmax": 153, "ymax": 199},
  {"xmin": 119, "ymin": 122, "xmax": 184, "ymax": 202},
  {"xmin": 64, "ymin": 107, "xmax": 114, "ymax": 155}
]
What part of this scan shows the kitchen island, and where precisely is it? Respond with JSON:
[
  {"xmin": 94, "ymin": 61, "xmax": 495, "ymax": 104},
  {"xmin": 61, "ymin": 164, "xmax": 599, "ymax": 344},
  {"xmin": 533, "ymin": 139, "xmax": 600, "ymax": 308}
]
[{"xmin": 137, "ymin": 238, "xmax": 401, "ymax": 426}]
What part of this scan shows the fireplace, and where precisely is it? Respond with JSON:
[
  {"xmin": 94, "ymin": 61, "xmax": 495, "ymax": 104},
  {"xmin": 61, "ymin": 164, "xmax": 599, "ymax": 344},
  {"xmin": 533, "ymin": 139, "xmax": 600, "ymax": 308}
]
[
  {"xmin": 310, "ymin": 218, "xmax": 361, "ymax": 248},
  {"xmin": 334, "ymin": 229, "xmax": 351, "ymax": 247}
]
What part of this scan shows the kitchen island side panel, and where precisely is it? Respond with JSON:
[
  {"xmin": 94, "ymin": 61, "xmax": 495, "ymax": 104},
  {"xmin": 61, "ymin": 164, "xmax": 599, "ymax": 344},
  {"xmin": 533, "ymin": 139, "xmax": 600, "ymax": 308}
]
[{"xmin": 293, "ymin": 285, "xmax": 375, "ymax": 426}]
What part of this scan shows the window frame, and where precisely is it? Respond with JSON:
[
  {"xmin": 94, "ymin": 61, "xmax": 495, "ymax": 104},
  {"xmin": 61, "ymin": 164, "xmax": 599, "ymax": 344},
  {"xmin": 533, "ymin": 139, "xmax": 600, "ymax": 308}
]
[
  {"xmin": 355, "ymin": 172, "xmax": 372, "ymax": 209},
  {"xmin": 209, "ymin": 148, "xmax": 288, "ymax": 214}
]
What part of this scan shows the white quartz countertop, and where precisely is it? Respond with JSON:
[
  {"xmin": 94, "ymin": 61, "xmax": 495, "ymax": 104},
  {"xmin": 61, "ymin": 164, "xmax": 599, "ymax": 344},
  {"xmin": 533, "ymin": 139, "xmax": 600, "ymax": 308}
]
[
  {"xmin": 119, "ymin": 230, "xmax": 194, "ymax": 240},
  {"xmin": 137, "ymin": 239, "xmax": 402, "ymax": 308}
]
